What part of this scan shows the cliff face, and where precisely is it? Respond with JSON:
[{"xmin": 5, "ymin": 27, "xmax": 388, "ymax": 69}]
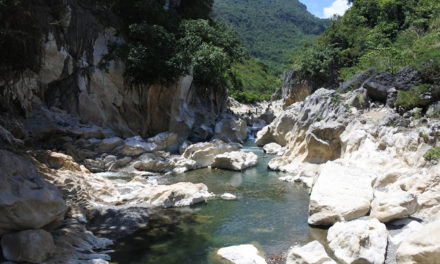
[
  {"xmin": 1, "ymin": 0, "xmax": 226, "ymax": 140},
  {"xmin": 271, "ymin": 70, "xmax": 318, "ymax": 109}
]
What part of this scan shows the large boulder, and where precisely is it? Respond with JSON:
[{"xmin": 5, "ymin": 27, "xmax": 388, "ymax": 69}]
[
  {"xmin": 212, "ymin": 151, "xmax": 258, "ymax": 171},
  {"xmin": 393, "ymin": 66, "xmax": 423, "ymax": 91},
  {"xmin": 182, "ymin": 140, "xmax": 241, "ymax": 168},
  {"xmin": 137, "ymin": 182, "xmax": 214, "ymax": 208},
  {"xmin": 370, "ymin": 190, "xmax": 418, "ymax": 223},
  {"xmin": 396, "ymin": 221, "xmax": 440, "ymax": 264},
  {"xmin": 1, "ymin": 229, "xmax": 56, "ymax": 263},
  {"xmin": 286, "ymin": 240, "xmax": 336, "ymax": 264},
  {"xmin": 327, "ymin": 218, "xmax": 388, "ymax": 264},
  {"xmin": 215, "ymin": 114, "xmax": 248, "ymax": 143},
  {"xmin": 363, "ymin": 72, "xmax": 395, "ymax": 102},
  {"xmin": 280, "ymin": 70, "xmax": 316, "ymax": 109},
  {"xmin": 304, "ymin": 121, "xmax": 345, "ymax": 164},
  {"xmin": 133, "ymin": 152, "xmax": 196, "ymax": 173},
  {"xmin": 263, "ymin": 143, "xmax": 285, "ymax": 156},
  {"xmin": 96, "ymin": 137, "xmax": 123, "ymax": 153},
  {"xmin": 87, "ymin": 207, "xmax": 150, "ymax": 240},
  {"xmin": 308, "ymin": 162, "xmax": 374, "ymax": 226},
  {"xmin": 147, "ymin": 132, "xmax": 179, "ymax": 153},
  {"xmin": 0, "ymin": 150, "xmax": 67, "ymax": 235},
  {"xmin": 117, "ymin": 136, "xmax": 157, "ymax": 156},
  {"xmin": 217, "ymin": 244, "xmax": 267, "ymax": 264}
]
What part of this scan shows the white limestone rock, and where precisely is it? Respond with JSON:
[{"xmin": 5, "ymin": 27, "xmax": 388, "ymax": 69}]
[
  {"xmin": 137, "ymin": 182, "xmax": 214, "ymax": 208},
  {"xmin": 308, "ymin": 162, "xmax": 374, "ymax": 226},
  {"xmin": 286, "ymin": 240, "xmax": 336, "ymax": 264},
  {"xmin": 217, "ymin": 244, "xmax": 267, "ymax": 264},
  {"xmin": 327, "ymin": 218, "xmax": 388, "ymax": 264},
  {"xmin": 370, "ymin": 190, "xmax": 418, "ymax": 223},
  {"xmin": 263, "ymin": 143, "xmax": 285, "ymax": 155},
  {"xmin": 212, "ymin": 151, "xmax": 258, "ymax": 171},
  {"xmin": 221, "ymin": 193, "xmax": 237, "ymax": 200},
  {"xmin": 396, "ymin": 221, "xmax": 440, "ymax": 264},
  {"xmin": 183, "ymin": 140, "xmax": 241, "ymax": 168}
]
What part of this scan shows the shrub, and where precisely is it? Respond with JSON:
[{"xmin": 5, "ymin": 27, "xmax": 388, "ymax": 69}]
[
  {"xmin": 291, "ymin": 0, "xmax": 440, "ymax": 87},
  {"xmin": 424, "ymin": 147, "xmax": 440, "ymax": 161},
  {"xmin": 107, "ymin": 0, "xmax": 246, "ymax": 89},
  {"xmin": 396, "ymin": 84, "xmax": 430, "ymax": 109}
]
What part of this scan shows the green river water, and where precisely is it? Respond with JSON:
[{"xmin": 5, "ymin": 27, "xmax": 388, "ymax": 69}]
[{"xmin": 110, "ymin": 141, "xmax": 326, "ymax": 264}]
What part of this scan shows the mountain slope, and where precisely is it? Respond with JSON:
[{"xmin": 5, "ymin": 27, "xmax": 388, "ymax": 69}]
[
  {"xmin": 211, "ymin": 0, "xmax": 329, "ymax": 74},
  {"xmin": 292, "ymin": 0, "xmax": 440, "ymax": 89}
]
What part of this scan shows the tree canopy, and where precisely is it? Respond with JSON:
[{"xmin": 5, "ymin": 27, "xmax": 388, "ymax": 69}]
[{"xmin": 292, "ymin": 0, "xmax": 440, "ymax": 87}]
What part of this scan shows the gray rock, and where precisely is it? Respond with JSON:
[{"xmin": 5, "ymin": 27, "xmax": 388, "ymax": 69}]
[
  {"xmin": 1, "ymin": 229, "xmax": 55, "ymax": 263},
  {"xmin": 258, "ymin": 110, "xmax": 275, "ymax": 124},
  {"xmin": 83, "ymin": 158, "xmax": 105, "ymax": 173},
  {"xmin": 363, "ymin": 72, "xmax": 395, "ymax": 102},
  {"xmin": 117, "ymin": 136, "xmax": 157, "ymax": 156},
  {"xmin": 87, "ymin": 207, "xmax": 150, "ymax": 240},
  {"xmin": 97, "ymin": 137, "xmax": 123, "ymax": 153},
  {"xmin": 0, "ymin": 150, "xmax": 67, "ymax": 235},
  {"xmin": 147, "ymin": 132, "xmax": 179, "ymax": 153},
  {"xmin": 281, "ymin": 70, "xmax": 317, "ymax": 108},
  {"xmin": 426, "ymin": 101, "xmax": 440, "ymax": 118},
  {"xmin": 215, "ymin": 114, "xmax": 248, "ymax": 143},
  {"xmin": 393, "ymin": 66, "xmax": 422, "ymax": 91},
  {"xmin": 340, "ymin": 71, "xmax": 371, "ymax": 92}
]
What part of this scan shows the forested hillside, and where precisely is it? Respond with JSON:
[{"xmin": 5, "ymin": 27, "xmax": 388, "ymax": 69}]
[
  {"xmin": 292, "ymin": 0, "xmax": 440, "ymax": 91},
  {"xmin": 212, "ymin": 0, "xmax": 329, "ymax": 74},
  {"xmin": 211, "ymin": 0, "xmax": 328, "ymax": 103}
]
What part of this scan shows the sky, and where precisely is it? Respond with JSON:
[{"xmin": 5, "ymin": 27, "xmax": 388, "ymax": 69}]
[{"xmin": 299, "ymin": 0, "xmax": 351, "ymax": 19}]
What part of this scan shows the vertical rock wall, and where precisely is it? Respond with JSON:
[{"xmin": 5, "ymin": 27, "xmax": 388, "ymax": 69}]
[{"xmin": 1, "ymin": 0, "xmax": 227, "ymax": 140}]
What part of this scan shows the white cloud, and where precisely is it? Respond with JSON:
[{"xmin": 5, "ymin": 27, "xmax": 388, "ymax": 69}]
[{"xmin": 323, "ymin": 0, "xmax": 351, "ymax": 18}]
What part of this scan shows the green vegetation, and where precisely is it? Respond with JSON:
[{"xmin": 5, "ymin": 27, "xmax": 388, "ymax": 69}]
[
  {"xmin": 412, "ymin": 108, "xmax": 423, "ymax": 120},
  {"xmin": 212, "ymin": 0, "xmax": 329, "ymax": 75},
  {"xmin": 226, "ymin": 58, "xmax": 280, "ymax": 104},
  {"xmin": 424, "ymin": 147, "xmax": 440, "ymax": 161},
  {"xmin": 104, "ymin": 0, "xmax": 246, "ymax": 88},
  {"xmin": 292, "ymin": 0, "xmax": 440, "ymax": 88},
  {"xmin": 421, "ymin": 133, "xmax": 429, "ymax": 142},
  {"xmin": 396, "ymin": 84, "xmax": 430, "ymax": 109},
  {"xmin": 0, "ymin": 0, "xmax": 42, "ymax": 80}
]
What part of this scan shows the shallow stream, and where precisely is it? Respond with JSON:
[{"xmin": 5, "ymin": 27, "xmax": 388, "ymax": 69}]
[{"xmin": 110, "ymin": 141, "xmax": 326, "ymax": 264}]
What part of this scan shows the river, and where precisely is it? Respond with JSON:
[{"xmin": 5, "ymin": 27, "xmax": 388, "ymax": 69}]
[{"xmin": 110, "ymin": 141, "xmax": 326, "ymax": 264}]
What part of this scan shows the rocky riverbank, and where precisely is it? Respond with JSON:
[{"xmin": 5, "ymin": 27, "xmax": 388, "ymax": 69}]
[
  {"xmin": 247, "ymin": 67, "xmax": 440, "ymax": 264},
  {"xmin": 0, "ymin": 99, "xmax": 269, "ymax": 263}
]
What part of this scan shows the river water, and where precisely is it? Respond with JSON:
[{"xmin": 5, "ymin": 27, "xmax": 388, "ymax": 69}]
[{"xmin": 110, "ymin": 141, "xmax": 325, "ymax": 264}]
